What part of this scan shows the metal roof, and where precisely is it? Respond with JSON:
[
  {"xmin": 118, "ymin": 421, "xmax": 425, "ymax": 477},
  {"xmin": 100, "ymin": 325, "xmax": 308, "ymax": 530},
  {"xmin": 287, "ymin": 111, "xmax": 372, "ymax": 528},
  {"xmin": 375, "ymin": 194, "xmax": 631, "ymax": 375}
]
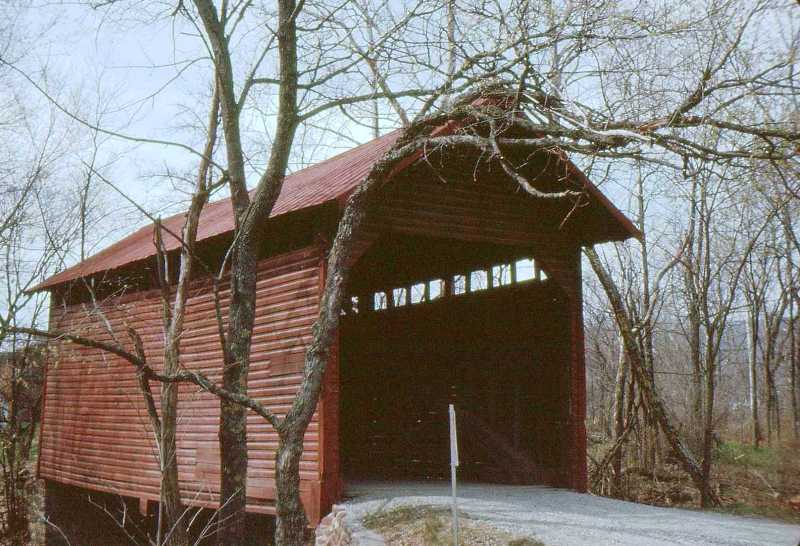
[
  {"xmin": 36, "ymin": 130, "xmax": 402, "ymax": 291},
  {"xmin": 35, "ymin": 121, "xmax": 639, "ymax": 292}
]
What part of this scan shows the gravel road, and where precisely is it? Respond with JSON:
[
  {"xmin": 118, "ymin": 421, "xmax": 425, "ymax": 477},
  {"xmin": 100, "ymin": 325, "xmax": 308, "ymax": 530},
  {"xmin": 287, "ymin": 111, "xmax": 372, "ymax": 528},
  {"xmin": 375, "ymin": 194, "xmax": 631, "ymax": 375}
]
[{"xmin": 341, "ymin": 481, "xmax": 800, "ymax": 546}]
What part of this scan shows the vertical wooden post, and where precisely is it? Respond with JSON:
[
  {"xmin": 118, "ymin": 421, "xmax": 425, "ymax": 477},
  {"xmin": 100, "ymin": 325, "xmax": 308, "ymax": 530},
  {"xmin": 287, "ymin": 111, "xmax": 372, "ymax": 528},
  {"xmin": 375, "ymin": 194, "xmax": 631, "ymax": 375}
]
[
  {"xmin": 537, "ymin": 248, "xmax": 588, "ymax": 492},
  {"xmin": 568, "ymin": 250, "xmax": 588, "ymax": 492},
  {"xmin": 36, "ymin": 296, "xmax": 56, "ymax": 481}
]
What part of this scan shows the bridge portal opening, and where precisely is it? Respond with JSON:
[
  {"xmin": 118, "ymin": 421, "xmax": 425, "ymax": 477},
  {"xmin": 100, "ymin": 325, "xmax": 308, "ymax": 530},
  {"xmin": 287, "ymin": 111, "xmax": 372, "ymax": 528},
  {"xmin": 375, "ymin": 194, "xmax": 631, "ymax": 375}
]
[{"xmin": 339, "ymin": 235, "xmax": 572, "ymax": 486}]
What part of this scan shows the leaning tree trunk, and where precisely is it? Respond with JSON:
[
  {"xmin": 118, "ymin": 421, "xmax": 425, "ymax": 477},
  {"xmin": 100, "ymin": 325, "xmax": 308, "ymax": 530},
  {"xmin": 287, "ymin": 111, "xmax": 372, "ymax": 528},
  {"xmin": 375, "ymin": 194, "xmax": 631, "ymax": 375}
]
[
  {"xmin": 585, "ymin": 247, "xmax": 720, "ymax": 506},
  {"xmin": 272, "ymin": 131, "xmax": 426, "ymax": 544},
  {"xmin": 274, "ymin": 429, "xmax": 308, "ymax": 546}
]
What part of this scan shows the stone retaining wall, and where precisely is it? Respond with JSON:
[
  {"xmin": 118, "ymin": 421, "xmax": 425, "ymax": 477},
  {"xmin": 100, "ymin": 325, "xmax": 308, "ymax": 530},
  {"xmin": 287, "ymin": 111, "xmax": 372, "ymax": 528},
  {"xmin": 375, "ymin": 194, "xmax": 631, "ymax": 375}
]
[{"xmin": 315, "ymin": 505, "xmax": 385, "ymax": 546}]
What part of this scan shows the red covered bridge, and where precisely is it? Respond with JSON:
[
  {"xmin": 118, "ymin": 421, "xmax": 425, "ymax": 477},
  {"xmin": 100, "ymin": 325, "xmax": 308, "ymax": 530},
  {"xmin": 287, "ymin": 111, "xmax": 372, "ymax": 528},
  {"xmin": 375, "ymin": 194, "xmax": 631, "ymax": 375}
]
[{"xmin": 34, "ymin": 117, "xmax": 638, "ymax": 532}]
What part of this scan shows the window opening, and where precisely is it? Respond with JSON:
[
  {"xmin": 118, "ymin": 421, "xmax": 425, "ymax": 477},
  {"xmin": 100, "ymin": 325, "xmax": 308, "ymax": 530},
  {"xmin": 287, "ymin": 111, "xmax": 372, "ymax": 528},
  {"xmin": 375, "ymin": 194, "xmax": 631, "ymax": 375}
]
[
  {"xmin": 469, "ymin": 270, "xmax": 488, "ymax": 291},
  {"xmin": 393, "ymin": 287, "xmax": 408, "ymax": 307},
  {"xmin": 492, "ymin": 264, "xmax": 513, "ymax": 287},
  {"xmin": 410, "ymin": 283, "xmax": 427, "ymax": 304},
  {"xmin": 453, "ymin": 275, "xmax": 466, "ymax": 295},
  {"xmin": 359, "ymin": 257, "xmax": 546, "ymax": 313},
  {"xmin": 515, "ymin": 258, "xmax": 536, "ymax": 282},
  {"xmin": 428, "ymin": 279, "xmax": 444, "ymax": 301}
]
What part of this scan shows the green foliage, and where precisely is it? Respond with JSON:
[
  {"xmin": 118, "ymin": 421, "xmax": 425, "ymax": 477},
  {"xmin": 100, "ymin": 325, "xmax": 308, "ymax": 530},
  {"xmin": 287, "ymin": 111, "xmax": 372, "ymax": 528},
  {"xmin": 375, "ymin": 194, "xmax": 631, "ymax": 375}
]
[
  {"xmin": 716, "ymin": 442, "xmax": 778, "ymax": 471},
  {"xmin": 718, "ymin": 502, "xmax": 792, "ymax": 521},
  {"xmin": 362, "ymin": 504, "xmax": 450, "ymax": 531}
]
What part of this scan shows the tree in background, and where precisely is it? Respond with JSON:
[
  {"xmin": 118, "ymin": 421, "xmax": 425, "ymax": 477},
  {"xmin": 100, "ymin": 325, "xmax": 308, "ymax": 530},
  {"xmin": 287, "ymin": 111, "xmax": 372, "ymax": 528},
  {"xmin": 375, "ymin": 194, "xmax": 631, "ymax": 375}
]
[{"xmin": 2, "ymin": 0, "xmax": 799, "ymax": 544}]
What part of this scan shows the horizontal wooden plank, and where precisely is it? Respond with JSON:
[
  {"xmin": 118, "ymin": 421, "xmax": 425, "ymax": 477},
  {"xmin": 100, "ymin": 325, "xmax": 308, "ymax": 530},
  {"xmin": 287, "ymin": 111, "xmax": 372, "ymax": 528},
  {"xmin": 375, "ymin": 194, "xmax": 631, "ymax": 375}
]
[{"xmin": 40, "ymin": 245, "xmax": 324, "ymax": 512}]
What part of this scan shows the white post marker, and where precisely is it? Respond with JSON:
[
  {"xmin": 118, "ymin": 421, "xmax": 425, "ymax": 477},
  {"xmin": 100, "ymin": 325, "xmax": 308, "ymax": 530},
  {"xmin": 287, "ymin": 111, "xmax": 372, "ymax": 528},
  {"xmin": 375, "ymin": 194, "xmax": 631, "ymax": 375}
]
[{"xmin": 449, "ymin": 403, "xmax": 459, "ymax": 546}]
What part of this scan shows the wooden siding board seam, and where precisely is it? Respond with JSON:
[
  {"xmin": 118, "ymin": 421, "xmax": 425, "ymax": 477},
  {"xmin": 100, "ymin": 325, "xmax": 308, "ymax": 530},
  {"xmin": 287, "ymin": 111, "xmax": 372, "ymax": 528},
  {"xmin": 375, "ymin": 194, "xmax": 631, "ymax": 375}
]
[{"xmin": 40, "ymin": 245, "xmax": 323, "ymax": 514}]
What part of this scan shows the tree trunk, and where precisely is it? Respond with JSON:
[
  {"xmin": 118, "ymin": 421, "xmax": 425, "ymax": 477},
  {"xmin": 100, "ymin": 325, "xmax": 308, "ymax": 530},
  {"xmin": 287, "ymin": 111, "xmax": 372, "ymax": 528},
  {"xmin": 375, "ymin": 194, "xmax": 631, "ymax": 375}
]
[
  {"xmin": 188, "ymin": 0, "xmax": 300, "ymax": 540},
  {"xmin": 791, "ymin": 297, "xmax": 799, "ymax": 439},
  {"xmin": 219, "ymin": 238, "xmax": 258, "ymax": 543},
  {"xmin": 635, "ymin": 174, "xmax": 658, "ymax": 478},
  {"xmin": 271, "ymin": 135, "xmax": 429, "ymax": 544},
  {"xmin": 3, "ymin": 360, "xmax": 29, "ymax": 546},
  {"xmin": 700, "ymin": 348, "xmax": 717, "ymax": 508},
  {"xmin": 764, "ymin": 353, "xmax": 777, "ymax": 446},
  {"xmin": 746, "ymin": 305, "xmax": 762, "ymax": 447},
  {"xmin": 585, "ymin": 247, "xmax": 720, "ymax": 506},
  {"xmin": 688, "ymin": 307, "xmax": 704, "ymax": 453},
  {"xmin": 275, "ymin": 431, "xmax": 308, "ymax": 546},
  {"xmin": 160, "ymin": 375, "xmax": 189, "ymax": 546},
  {"xmin": 612, "ymin": 335, "xmax": 627, "ymax": 494},
  {"xmin": 684, "ymin": 176, "xmax": 704, "ymax": 454}
]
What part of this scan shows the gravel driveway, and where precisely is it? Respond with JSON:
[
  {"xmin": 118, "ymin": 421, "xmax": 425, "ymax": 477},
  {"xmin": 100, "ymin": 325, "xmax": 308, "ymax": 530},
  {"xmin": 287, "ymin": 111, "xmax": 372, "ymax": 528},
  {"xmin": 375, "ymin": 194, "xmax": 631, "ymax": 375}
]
[{"xmin": 341, "ymin": 481, "xmax": 800, "ymax": 546}]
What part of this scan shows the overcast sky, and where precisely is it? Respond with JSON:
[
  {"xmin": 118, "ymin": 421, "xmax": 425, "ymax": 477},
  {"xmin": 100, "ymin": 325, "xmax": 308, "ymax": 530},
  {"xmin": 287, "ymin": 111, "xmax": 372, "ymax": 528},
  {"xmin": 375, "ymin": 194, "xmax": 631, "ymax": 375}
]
[
  {"xmin": 4, "ymin": 1, "xmax": 672, "ymax": 275},
  {"xmin": 8, "ymin": 2, "xmax": 382, "ymax": 226}
]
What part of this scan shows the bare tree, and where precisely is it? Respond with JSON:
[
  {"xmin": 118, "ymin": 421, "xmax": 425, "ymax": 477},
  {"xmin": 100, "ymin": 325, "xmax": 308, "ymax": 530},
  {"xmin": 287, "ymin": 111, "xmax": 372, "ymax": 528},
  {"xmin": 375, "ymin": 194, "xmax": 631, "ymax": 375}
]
[
  {"xmin": 3, "ymin": 1, "xmax": 799, "ymax": 544},
  {"xmin": 0, "ymin": 68, "xmax": 97, "ymax": 544}
]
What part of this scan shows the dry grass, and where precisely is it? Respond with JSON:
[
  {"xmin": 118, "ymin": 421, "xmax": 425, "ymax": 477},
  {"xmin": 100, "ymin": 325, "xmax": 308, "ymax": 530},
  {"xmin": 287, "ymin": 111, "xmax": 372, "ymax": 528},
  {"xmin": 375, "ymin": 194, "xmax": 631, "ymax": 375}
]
[
  {"xmin": 589, "ymin": 438, "xmax": 800, "ymax": 524},
  {"xmin": 713, "ymin": 440, "xmax": 800, "ymax": 523},
  {"xmin": 363, "ymin": 505, "xmax": 546, "ymax": 546}
]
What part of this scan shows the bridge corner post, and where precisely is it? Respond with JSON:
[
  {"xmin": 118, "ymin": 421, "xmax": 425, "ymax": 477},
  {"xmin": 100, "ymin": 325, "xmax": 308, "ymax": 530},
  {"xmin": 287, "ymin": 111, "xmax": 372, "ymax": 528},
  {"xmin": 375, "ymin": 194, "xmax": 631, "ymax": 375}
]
[{"xmin": 568, "ymin": 252, "xmax": 588, "ymax": 492}]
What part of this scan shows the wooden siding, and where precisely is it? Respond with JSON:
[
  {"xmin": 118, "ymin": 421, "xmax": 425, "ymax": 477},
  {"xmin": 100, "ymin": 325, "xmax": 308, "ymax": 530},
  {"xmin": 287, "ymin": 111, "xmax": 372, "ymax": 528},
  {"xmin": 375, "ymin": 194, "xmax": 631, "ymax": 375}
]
[
  {"xmin": 39, "ymin": 246, "xmax": 326, "ymax": 522},
  {"xmin": 370, "ymin": 176, "xmax": 581, "ymax": 248},
  {"xmin": 538, "ymin": 247, "xmax": 588, "ymax": 490},
  {"xmin": 40, "ymin": 164, "xmax": 593, "ymax": 528},
  {"xmin": 340, "ymin": 170, "xmax": 589, "ymax": 491}
]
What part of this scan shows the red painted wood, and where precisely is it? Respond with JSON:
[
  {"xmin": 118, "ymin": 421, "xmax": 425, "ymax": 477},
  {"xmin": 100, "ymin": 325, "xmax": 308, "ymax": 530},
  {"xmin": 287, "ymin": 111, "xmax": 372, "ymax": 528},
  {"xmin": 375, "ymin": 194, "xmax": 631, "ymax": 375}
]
[
  {"xmin": 537, "ymin": 248, "xmax": 588, "ymax": 490},
  {"xmin": 568, "ymin": 254, "xmax": 589, "ymax": 491},
  {"xmin": 39, "ymin": 246, "xmax": 325, "ymax": 520},
  {"xmin": 38, "ymin": 127, "xmax": 634, "ymax": 525},
  {"xmin": 35, "ymin": 106, "xmax": 636, "ymax": 293}
]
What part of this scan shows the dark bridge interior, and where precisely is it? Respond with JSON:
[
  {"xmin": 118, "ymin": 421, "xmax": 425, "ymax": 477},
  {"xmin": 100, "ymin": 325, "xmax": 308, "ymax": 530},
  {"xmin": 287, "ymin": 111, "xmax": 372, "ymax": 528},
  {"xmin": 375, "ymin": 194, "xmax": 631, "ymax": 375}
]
[{"xmin": 339, "ymin": 236, "xmax": 572, "ymax": 486}]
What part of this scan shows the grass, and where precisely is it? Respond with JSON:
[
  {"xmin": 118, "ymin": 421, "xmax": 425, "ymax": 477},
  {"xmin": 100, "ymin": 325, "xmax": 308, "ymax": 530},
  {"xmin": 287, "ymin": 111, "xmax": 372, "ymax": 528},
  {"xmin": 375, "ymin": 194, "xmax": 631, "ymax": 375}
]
[
  {"xmin": 713, "ymin": 440, "xmax": 800, "ymax": 523},
  {"xmin": 715, "ymin": 441, "xmax": 778, "ymax": 471},
  {"xmin": 363, "ymin": 504, "xmax": 547, "ymax": 545},
  {"xmin": 363, "ymin": 505, "xmax": 452, "ymax": 530},
  {"xmin": 589, "ymin": 436, "xmax": 800, "ymax": 524}
]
